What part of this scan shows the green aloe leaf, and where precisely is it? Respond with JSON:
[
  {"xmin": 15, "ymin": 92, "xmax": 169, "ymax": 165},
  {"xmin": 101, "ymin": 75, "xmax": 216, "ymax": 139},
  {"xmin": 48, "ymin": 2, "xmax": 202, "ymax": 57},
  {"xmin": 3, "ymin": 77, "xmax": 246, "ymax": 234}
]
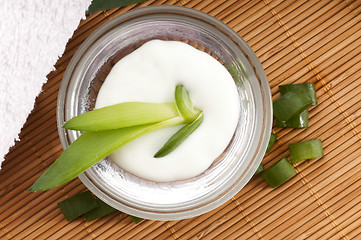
[
  {"xmin": 266, "ymin": 132, "xmax": 278, "ymax": 153},
  {"xmin": 31, "ymin": 85, "xmax": 203, "ymax": 191},
  {"xmin": 174, "ymin": 84, "xmax": 201, "ymax": 122},
  {"xmin": 255, "ymin": 164, "xmax": 264, "ymax": 175},
  {"xmin": 30, "ymin": 117, "xmax": 185, "ymax": 192},
  {"xmin": 84, "ymin": 199, "xmax": 117, "ymax": 221},
  {"xmin": 130, "ymin": 215, "xmax": 143, "ymax": 224},
  {"xmin": 273, "ymin": 91, "xmax": 312, "ymax": 123},
  {"xmin": 87, "ymin": 0, "xmax": 148, "ymax": 14},
  {"xmin": 261, "ymin": 158, "xmax": 296, "ymax": 188},
  {"xmin": 58, "ymin": 191, "xmax": 99, "ymax": 221},
  {"xmin": 62, "ymin": 102, "xmax": 179, "ymax": 131},
  {"xmin": 154, "ymin": 113, "xmax": 203, "ymax": 158},
  {"xmin": 279, "ymin": 83, "xmax": 317, "ymax": 105},
  {"xmin": 289, "ymin": 139, "xmax": 324, "ymax": 163}
]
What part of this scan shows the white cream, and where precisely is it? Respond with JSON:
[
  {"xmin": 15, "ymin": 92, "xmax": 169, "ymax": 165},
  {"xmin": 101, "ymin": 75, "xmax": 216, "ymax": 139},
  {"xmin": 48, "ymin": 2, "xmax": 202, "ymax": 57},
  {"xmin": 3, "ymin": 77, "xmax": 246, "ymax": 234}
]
[{"xmin": 95, "ymin": 40, "xmax": 240, "ymax": 182}]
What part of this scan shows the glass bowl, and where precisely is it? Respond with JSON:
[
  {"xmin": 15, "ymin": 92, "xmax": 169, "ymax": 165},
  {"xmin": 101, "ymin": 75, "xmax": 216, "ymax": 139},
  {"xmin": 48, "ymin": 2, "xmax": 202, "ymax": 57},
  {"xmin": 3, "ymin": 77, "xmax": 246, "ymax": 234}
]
[{"xmin": 57, "ymin": 5, "xmax": 272, "ymax": 220}]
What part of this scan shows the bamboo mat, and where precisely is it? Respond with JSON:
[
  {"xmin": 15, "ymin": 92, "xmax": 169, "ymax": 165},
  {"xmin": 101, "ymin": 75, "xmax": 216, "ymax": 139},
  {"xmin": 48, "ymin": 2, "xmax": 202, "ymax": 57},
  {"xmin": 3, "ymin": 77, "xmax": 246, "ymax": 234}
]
[{"xmin": 1, "ymin": 0, "xmax": 361, "ymax": 239}]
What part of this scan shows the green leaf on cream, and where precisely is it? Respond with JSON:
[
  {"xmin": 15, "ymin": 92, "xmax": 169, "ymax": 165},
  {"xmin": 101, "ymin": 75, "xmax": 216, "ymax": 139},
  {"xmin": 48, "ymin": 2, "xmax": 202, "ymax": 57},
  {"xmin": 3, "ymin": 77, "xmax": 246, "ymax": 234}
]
[
  {"xmin": 62, "ymin": 102, "xmax": 179, "ymax": 131},
  {"xmin": 154, "ymin": 84, "xmax": 203, "ymax": 158},
  {"xmin": 30, "ymin": 85, "xmax": 203, "ymax": 191},
  {"xmin": 30, "ymin": 117, "xmax": 185, "ymax": 192},
  {"xmin": 174, "ymin": 84, "xmax": 201, "ymax": 122},
  {"xmin": 154, "ymin": 113, "xmax": 203, "ymax": 158}
]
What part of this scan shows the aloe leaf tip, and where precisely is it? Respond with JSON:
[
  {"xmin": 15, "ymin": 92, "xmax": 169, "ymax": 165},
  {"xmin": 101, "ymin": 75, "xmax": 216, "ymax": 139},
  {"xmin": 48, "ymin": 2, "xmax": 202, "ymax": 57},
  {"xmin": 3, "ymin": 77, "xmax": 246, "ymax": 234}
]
[{"xmin": 154, "ymin": 112, "xmax": 203, "ymax": 158}]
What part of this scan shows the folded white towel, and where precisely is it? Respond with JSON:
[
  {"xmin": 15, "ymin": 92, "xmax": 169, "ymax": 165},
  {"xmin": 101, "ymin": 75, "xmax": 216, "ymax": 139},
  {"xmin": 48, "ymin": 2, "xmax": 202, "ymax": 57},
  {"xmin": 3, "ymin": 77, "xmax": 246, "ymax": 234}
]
[{"xmin": 0, "ymin": 0, "xmax": 92, "ymax": 169}]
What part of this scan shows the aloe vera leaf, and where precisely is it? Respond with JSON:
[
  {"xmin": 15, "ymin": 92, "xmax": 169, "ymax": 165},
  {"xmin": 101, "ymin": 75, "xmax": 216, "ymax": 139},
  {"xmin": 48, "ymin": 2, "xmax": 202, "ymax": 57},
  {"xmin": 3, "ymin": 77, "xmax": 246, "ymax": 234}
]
[
  {"xmin": 130, "ymin": 215, "xmax": 143, "ymax": 224},
  {"xmin": 266, "ymin": 132, "xmax": 278, "ymax": 153},
  {"xmin": 276, "ymin": 109, "xmax": 309, "ymax": 129},
  {"xmin": 261, "ymin": 158, "xmax": 296, "ymax": 188},
  {"xmin": 84, "ymin": 199, "xmax": 117, "ymax": 221},
  {"xmin": 289, "ymin": 139, "xmax": 324, "ymax": 163},
  {"xmin": 154, "ymin": 113, "xmax": 203, "ymax": 158},
  {"xmin": 175, "ymin": 84, "xmax": 201, "ymax": 122},
  {"xmin": 279, "ymin": 83, "xmax": 317, "ymax": 105},
  {"xmin": 62, "ymin": 102, "xmax": 179, "ymax": 131},
  {"xmin": 255, "ymin": 164, "xmax": 264, "ymax": 175},
  {"xmin": 273, "ymin": 91, "xmax": 312, "ymax": 123},
  {"xmin": 58, "ymin": 191, "xmax": 99, "ymax": 221},
  {"xmin": 87, "ymin": 0, "xmax": 148, "ymax": 14},
  {"xmin": 30, "ymin": 117, "xmax": 185, "ymax": 192}
]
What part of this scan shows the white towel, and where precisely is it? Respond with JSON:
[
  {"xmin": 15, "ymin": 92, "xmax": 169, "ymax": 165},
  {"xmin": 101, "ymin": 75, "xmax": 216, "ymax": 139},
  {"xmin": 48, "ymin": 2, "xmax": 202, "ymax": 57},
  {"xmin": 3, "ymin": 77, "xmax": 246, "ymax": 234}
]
[{"xmin": 0, "ymin": 0, "xmax": 92, "ymax": 169}]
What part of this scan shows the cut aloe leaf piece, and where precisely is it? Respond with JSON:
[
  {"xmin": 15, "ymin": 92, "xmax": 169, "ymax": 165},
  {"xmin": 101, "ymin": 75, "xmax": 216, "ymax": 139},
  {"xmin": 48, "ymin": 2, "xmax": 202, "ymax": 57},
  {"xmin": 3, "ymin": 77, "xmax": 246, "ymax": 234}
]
[
  {"xmin": 30, "ymin": 117, "xmax": 185, "ymax": 192},
  {"xmin": 279, "ymin": 83, "xmax": 317, "ymax": 105},
  {"xmin": 58, "ymin": 191, "xmax": 99, "ymax": 221},
  {"xmin": 266, "ymin": 132, "xmax": 278, "ymax": 152},
  {"xmin": 289, "ymin": 139, "xmax": 324, "ymax": 163},
  {"xmin": 255, "ymin": 164, "xmax": 264, "ymax": 174},
  {"xmin": 62, "ymin": 102, "xmax": 179, "ymax": 131},
  {"xmin": 175, "ymin": 84, "xmax": 201, "ymax": 122},
  {"xmin": 84, "ymin": 199, "xmax": 117, "ymax": 221},
  {"xmin": 87, "ymin": 0, "xmax": 148, "ymax": 14},
  {"xmin": 276, "ymin": 109, "xmax": 309, "ymax": 129},
  {"xmin": 154, "ymin": 113, "xmax": 203, "ymax": 158},
  {"xmin": 273, "ymin": 91, "xmax": 312, "ymax": 123},
  {"xmin": 130, "ymin": 215, "xmax": 143, "ymax": 224},
  {"xmin": 261, "ymin": 158, "xmax": 296, "ymax": 188}
]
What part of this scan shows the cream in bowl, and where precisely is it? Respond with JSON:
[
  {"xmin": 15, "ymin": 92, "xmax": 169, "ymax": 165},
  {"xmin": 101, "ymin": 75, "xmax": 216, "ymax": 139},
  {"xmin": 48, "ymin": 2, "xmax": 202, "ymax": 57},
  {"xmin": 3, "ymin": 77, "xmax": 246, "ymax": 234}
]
[
  {"xmin": 95, "ymin": 39, "xmax": 240, "ymax": 182},
  {"xmin": 56, "ymin": 6, "xmax": 272, "ymax": 220}
]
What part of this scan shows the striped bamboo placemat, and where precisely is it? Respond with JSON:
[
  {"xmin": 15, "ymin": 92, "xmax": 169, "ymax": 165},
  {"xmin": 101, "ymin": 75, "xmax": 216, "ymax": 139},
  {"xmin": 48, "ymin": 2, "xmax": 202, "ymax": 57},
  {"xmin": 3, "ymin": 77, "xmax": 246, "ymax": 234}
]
[{"xmin": 1, "ymin": 0, "xmax": 361, "ymax": 239}]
